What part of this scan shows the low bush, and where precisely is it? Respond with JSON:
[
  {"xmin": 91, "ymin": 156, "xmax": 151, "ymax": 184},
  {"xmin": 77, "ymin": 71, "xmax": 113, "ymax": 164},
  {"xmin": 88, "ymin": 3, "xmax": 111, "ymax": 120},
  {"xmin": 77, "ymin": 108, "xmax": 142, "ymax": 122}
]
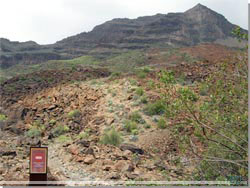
[
  {"xmin": 100, "ymin": 128, "xmax": 122, "ymax": 146},
  {"xmin": 0, "ymin": 114, "xmax": 7, "ymax": 121},
  {"xmin": 157, "ymin": 118, "xmax": 167, "ymax": 129},
  {"xmin": 124, "ymin": 120, "xmax": 138, "ymax": 133},
  {"xmin": 129, "ymin": 111, "xmax": 145, "ymax": 124},
  {"xmin": 68, "ymin": 110, "xmax": 81, "ymax": 118},
  {"xmin": 26, "ymin": 128, "xmax": 42, "ymax": 138},
  {"xmin": 144, "ymin": 100, "xmax": 166, "ymax": 115},
  {"xmin": 52, "ymin": 125, "xmax": 69, "ymax": 137},
  {"xmin": 135, "ymin": 87, "xmax": 144, "ymax": 96},
  {"xmin": 57, "ymin": 135, "xmax": 72, "ymax": 143},
  {"xmin": 140, "ymin": 96, "xmax": 148, "ymax": 104}
]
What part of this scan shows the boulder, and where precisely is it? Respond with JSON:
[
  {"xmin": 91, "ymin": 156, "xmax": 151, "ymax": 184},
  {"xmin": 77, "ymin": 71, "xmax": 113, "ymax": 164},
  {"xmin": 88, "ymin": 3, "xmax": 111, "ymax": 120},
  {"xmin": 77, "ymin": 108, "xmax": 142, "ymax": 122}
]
[{"xmin": 120, "ymin": 144, "xmax": 144, "ymax": 155}]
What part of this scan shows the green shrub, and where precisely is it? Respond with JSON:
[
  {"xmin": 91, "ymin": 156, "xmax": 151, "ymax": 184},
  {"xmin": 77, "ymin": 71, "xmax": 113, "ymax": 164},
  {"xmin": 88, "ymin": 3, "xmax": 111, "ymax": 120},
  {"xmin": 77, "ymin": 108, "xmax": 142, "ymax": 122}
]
[
  {"xmin": 57, "ymin": 135, "xmax": 72, "ymax": 143},
  {"xmin": 132, "ymin": 129, "xmax": 139, "ymax": 135},
  {"xmin": 178, "ymin": 87, "xmax": 198, "ymax": 102},
  {"xmin": 68, "ymin": 110, "xmax": 81, "ymax": 118},
  {"xmin": 142, "ymin": 66, "xmax": 151, "ymax": 73},
  {"xmin": 32, "ymin": 120, "xmax": 45, "ymax": 132},
  {"xmin": 111, "ymin": 72, "xmax": 121, "ymax": 78},
  {"xmin": 157, "ymin": 118, "xmax": 167, "ymax": 129},
  {"xmin": 26, "ymin": 128, "xmax": 42, "ymax": 138},
  {"xmin": 140, "ymin": 96, "xmax": 148, "ymax": 104},
  {"xmin": 135, "ymin": 87, "xmax": 144, "ymax": 96},
  {"xmin": 144, "ymin": 100, "xmax": 166, "ymax": 115},
  {"xmin": 124, "ymin": 120, "xmax": 137, "ymax": 133},
  {"xmin": 144, "ymin": 124, "xmax": 151, "ymax": 129},
  {"xmin": 199, "ymin": 83, "xmax": 209, "ymax": 96},
  {"xmin": 136, "ymin": 71, "xmax": 147, "ymax": 79},
  {"xmin": 130, "ymin": 80, "xmax": 138, "ymax": 86},
  {"xmin": 147, "ymin": 80, "xmax": 155, "ymax": 89},
  {"xmin": 52, "ymin": 125, "xmax": 69, "ymax": 137},
  {"xmin": 159, "ymin": 70, "xmax": 176, "ymax": 85},
  {"xmin": 129, "ymin": 111, "xmax": 145, "ymax": 124},
  {"xmin": 78, "ymin": 131, "xmax": 89, "ymax": 139},
  {"xmin": 49, "ymin": 119, "xmax": 56, "ymax": 125},
  {"xmin": 0, "ymin": 114, "xmax": 7, "ymax": 121},
  {"xmin": 100, "ymin": 128, "xmax": 122, "ymax": 146}
]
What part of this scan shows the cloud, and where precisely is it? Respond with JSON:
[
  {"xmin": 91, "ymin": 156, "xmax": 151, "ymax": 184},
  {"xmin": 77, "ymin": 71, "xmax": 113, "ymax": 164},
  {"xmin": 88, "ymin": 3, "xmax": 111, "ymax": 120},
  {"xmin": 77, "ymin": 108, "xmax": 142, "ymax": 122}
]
[{"xmin": 0, "ymin": 0, "xmax": 247, "ymax": 44}]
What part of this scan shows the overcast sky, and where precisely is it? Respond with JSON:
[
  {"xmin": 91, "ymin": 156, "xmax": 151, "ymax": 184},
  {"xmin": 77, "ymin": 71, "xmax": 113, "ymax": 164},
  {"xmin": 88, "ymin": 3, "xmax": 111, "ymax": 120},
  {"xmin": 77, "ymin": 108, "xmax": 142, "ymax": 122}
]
[{"xmin": 0, "ymin": 0, "xmax": 248, "ymax": 44}]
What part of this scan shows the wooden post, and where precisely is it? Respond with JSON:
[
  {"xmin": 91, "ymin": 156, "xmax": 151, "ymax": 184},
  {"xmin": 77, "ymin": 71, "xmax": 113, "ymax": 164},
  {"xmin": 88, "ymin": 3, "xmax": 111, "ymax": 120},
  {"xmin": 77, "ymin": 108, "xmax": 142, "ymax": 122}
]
[{"xmin": 29, "ymin": 147, "xmax": 48, "ymax": 186}]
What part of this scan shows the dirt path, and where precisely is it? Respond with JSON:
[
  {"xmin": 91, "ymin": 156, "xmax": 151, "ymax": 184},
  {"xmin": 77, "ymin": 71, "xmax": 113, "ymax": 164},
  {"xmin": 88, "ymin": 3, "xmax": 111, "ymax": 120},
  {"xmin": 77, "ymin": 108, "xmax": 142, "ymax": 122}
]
[{"xmin": 48, "ymin": 142, "xmax": 99, "ymax": 185}]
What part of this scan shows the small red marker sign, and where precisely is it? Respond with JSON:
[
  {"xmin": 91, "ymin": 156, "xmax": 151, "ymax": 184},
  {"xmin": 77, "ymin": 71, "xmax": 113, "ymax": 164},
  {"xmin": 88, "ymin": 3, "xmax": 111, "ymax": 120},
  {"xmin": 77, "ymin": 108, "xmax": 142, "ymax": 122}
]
[{"xmin": 30, "ymin": 147, "xmax": 48, "ymax": 174}]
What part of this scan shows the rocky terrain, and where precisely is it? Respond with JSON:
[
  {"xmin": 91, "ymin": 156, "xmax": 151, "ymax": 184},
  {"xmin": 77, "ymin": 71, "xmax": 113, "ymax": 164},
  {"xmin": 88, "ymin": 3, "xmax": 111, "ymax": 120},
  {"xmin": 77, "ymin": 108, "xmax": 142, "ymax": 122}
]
[
  {"xmin": 0, "ymin": 3, "xmax": 248, "ymax": 186},
  {"xmin": 1, "ymin": 41, "xmax": 247, "ymax": 186}
]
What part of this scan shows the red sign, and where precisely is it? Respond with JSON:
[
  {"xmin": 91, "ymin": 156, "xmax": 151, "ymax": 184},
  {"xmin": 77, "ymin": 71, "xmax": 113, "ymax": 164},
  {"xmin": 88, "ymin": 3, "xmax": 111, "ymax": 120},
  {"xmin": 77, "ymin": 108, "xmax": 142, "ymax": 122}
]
[{"xmin": 30, "ymin": 147, "xmax": 48, "ymax": 174}]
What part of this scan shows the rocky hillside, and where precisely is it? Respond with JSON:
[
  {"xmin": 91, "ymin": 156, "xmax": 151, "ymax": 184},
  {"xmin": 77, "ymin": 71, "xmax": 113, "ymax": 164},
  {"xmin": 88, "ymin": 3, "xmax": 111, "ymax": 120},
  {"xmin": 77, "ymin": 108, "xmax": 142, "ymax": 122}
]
[
  {"xmin": 0, "ymin": 4, "xmax": 247, "ymax": 68},
  {"xmin": 57, "ymin": 4, "xmax": 243, "ymax": 49},
  {"xmin": 0, "ymin": 45, "xmax": 247, "ymax": 185}
]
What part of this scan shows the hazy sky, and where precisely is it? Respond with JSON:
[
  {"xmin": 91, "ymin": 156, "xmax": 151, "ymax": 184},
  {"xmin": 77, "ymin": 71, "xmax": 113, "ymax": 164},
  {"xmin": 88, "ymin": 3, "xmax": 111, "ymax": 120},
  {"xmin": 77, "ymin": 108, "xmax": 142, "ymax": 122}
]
[{"xmin": 0, "ymin": 0, "xmax": 248, "ymax": 44}]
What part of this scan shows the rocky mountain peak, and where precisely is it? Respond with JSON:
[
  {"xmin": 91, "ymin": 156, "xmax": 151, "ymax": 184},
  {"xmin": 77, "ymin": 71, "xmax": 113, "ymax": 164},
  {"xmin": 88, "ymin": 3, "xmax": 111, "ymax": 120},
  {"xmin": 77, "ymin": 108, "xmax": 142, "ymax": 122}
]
[{"xmin": 185, "ymin": 3, "xmax": 211, "ymax": 13}]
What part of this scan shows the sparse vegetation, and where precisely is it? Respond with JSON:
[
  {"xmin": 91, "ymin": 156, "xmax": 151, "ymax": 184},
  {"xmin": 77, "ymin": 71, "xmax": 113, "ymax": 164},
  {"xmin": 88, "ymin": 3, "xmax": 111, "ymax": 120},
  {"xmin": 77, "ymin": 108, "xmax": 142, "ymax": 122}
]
[
  {"xmin": 0, "ymin": 114, "xmax": 7, "ymax": 121},
  {"xmin": 26, "ymin": 128, "xmax": 42, "ymax": 138},
  {"xmin": 135, "ymin": 87, "xmax": 144, "ymax": 96},
  {"xmin": 140, "ymin": 95, "xmax": 148, "ymax": 104},
  {"xmin": 52, "ymin": 125, "xmax": 69, "ymax": 137},
  {"xmin": 49, "ymin": 119, "xmax": 57, "ymax": 125},
  {"xmin": 124, "ymin": 120, "xmax": 138, "ymax": 133},
  {"xmin": 100, "ymin": 127, "xmax": 122, "ymax": 146},
  {"xmin": 78, "ymin": 131, "xmax": 89, "ymax": 140},
  {"xmin": 157, "ymin": 117, "xmax": 167, "ymax": 129},
  {"xmin": 144, "ymin": 100, "xmax": 166, "ymax": 115},
  {"xmin": 68, "ymin": 110, "xmax": 81, "ymax": 118},
  {"xmin": 57, "ymin": 135, "xmax": 72, "ymax": 143},
  {"xmin": 129, "ymin": 111, "xmax": 145, "ymax": 124}
]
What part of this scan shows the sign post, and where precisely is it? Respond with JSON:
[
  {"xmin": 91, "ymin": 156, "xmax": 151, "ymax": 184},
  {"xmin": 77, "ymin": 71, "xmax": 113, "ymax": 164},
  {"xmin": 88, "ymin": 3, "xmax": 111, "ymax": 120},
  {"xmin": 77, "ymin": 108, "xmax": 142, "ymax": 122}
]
[{"xmin": 29, "ymin": 147, "xmax": 48, "ymax": 186}]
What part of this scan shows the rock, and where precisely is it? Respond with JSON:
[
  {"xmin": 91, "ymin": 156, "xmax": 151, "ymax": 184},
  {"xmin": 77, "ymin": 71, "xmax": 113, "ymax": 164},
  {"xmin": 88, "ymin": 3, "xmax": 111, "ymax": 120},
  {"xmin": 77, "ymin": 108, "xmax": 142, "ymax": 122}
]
[
  {"xmin": 93, "ymin": 117, "xmax": 105, "ymax": 125},
  {"xmin": 30, "ymin": 138, "xmax": 41, "ymax": 146},
  {"xmin": 107, "ymin": 118, "xmax": 115, "ymax": 125},
  {"xmin": 80, "ymin": 147, "xmax": 94, "ymax": 156},
  {"xmin": 62, "ymin": 142, "xmax": 71, "ymax": 147},
  {"xmin": 103, "ymin": 165, "xmax": 113, "ymax": 171},
  {"xmin": 106, "ymin": 172, "xmax": 120, "ymax": 180},
  {"xmin": 84, "ymin": 155, "xmax": 95, "ymax": 164},
  {"xmin": 75, "ymin": 156, "xmax": 84, "ymax": 162},
  {"xmin": 77, "ymin": 140, "xmax": 90, "ymax": 147},
  {"xmin": 125, "ymin": 172, "xmax": 138, "ymax": 180},
  {"xmin": 120, "ymin": 144, "xmax": 144, "ymax": 155},
  {"xmin": 114, "ymin": 160, "xmax": 134, "ymax": 172},
  {"xmin": 154, "ymin": 161, "xmax": 168, "ymax": 171},
  {"xmin": 102, "ymin": 159, "xmax": 114, "ymax": 166},
  {"xmin": 144, "ymin": 162, "xmax": 156, "ymax": 171},
  {"xmin": 127, "ymin": 95, "xmax": 133, "ymax": 100},
  {"xmin": 87, "ymin": 96, "xmax": 98, "ymax": 101},
  {"xmin": 129, "ymin": 135, "xmax": 138, "ymax": 142},
  {"xmin": 48, "ymin": 104, "xmax": 58, "ymax": 110},
  {"xmin": 68, "ymin": 145, "xmax": 79, "ymax": 155},
  {"xmin": 123, "ymin": 150, "xmax": 132, "ymax": 156},
  {"xmin": 0, "ymin": 150, "xmax": 17, "ymax": 157}
]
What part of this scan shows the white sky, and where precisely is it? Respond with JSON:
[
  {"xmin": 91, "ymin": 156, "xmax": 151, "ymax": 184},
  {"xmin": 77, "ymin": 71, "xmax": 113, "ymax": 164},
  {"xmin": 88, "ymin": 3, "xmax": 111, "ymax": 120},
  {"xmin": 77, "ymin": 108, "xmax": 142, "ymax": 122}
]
[{"xmin": 0, "ymin": 0, "xmax": 248, "ymax": 44}]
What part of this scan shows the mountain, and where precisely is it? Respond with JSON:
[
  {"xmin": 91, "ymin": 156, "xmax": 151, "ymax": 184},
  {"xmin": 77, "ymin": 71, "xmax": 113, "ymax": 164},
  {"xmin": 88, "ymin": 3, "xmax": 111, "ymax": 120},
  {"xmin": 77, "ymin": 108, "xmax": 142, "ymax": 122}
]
[{"xmin": 0, "ymin": 3, "xmax": 247, "ymax": 68}]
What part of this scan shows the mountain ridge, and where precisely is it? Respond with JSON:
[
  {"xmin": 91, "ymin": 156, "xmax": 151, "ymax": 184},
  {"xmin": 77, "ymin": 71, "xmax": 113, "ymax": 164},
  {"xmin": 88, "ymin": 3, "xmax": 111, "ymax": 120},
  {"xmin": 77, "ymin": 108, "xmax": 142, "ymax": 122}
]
[{"xmin": 0, "ymin": 3, "xmax": 247, "ymax": 68}]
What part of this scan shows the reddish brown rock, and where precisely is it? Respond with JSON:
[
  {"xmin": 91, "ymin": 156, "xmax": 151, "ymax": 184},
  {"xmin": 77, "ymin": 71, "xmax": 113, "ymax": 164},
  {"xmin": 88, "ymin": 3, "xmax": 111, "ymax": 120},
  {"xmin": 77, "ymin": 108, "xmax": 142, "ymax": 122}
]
[{"xmin": 84, "ymin": 155, "xmax": 95, "ymax": 164}]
